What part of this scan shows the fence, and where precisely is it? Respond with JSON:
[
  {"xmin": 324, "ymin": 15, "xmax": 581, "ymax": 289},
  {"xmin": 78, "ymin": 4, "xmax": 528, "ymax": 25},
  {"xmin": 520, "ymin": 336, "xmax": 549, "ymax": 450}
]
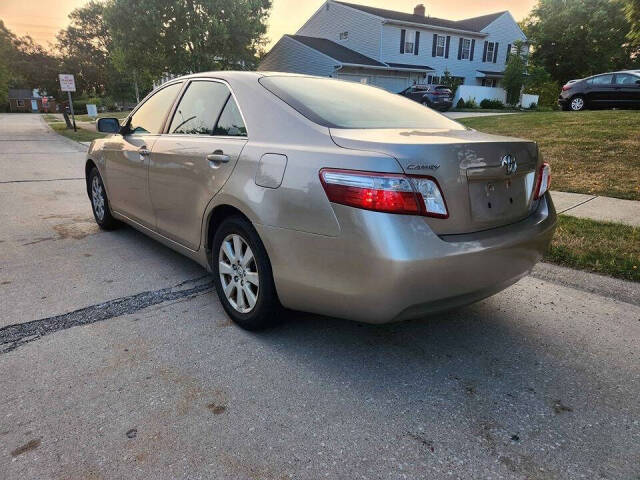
[{"xmin": 453, "ymin": 85, "xmax": 538, "ymax": 108}]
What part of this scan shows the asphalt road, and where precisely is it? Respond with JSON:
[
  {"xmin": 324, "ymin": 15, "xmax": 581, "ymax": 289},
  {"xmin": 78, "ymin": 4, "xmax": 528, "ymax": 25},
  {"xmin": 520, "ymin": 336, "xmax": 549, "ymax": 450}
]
[{"xmin": 0, "ymin": 114, "xmax": 638, "ymax": 480}]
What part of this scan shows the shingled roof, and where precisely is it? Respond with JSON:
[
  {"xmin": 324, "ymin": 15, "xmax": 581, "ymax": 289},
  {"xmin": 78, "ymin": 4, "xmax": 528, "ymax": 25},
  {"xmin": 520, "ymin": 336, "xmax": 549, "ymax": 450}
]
[
  {"xmin": 335, "ymin": 2, "xmax": 507, "ymax": 33},
  {"xmin": 287, "ymin": 35, "xmax": 387, "ymax": 67}
]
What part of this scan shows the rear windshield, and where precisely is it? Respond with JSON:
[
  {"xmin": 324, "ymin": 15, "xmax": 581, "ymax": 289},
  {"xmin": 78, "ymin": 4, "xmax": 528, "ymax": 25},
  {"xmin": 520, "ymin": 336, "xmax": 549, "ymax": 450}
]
[{"xmin": 260, "ymin": 76, "xmax": 464, "ymax": 130}]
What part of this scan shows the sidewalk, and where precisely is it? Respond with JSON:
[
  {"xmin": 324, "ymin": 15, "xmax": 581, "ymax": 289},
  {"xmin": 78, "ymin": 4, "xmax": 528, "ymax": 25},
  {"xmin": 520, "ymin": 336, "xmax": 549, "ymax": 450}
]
[{"xmin": 551, "ymin": 191, "xmax": 640, "ymax": 227}]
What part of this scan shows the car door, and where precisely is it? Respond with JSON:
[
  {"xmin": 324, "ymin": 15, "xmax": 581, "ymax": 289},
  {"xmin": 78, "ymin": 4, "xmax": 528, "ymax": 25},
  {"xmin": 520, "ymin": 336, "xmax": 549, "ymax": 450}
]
[
  {"xmin": 103, "ymin": 82, "xmax": 183, "ymax": 226},
  {"xmin": 148, "ymin": 80, "xmax": 248, "ymax": 250},
  {"xmin": 613, "ymin": 73, "xmax": 640, "ymax": 106},
  {"xmin": 584, "ymin": 74, "xmax": 614, "ymax": 106}
]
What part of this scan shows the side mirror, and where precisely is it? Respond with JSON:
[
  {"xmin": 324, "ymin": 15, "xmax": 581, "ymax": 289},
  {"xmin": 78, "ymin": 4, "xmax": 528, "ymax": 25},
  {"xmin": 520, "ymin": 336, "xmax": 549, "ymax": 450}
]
[{"xmin": 97, "ymin": 117, "xmax": 121, "ymax": 134}]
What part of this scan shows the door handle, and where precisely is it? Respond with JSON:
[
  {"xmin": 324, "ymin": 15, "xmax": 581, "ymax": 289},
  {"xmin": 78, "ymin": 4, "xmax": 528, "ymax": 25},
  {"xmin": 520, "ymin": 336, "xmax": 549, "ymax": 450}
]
[
  {"xmin": 138, "ymin": 147, "xmax": 151, "ymax": 156},
  {"xmin": 207, "ymin": 151, "xmax": 230, "ymax": 163}
]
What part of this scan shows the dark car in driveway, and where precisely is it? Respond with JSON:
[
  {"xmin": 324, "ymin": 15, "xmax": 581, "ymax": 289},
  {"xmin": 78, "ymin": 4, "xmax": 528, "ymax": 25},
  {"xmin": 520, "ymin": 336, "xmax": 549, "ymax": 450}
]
[
  {"xmin": 558, "ymin": 70, "xmax": 640, "ymax": 111},
  {"xmin": 399, "ymin": 84, "xmax": 453, "ymax": 111}
]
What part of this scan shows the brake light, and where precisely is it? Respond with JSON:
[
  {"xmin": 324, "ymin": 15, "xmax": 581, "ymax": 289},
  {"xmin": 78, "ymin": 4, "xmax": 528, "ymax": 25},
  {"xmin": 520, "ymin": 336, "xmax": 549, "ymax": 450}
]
[
  {"xmin": 562, "ymin": 85, "xmax": 572, "ymax": 91},
  {"xmin": 534, "ymin": 163, "xmax": 551, "ymax": 199},
  {"xmin": 319, "ymin": 169, "xmax": 448, "ymax": 218}
]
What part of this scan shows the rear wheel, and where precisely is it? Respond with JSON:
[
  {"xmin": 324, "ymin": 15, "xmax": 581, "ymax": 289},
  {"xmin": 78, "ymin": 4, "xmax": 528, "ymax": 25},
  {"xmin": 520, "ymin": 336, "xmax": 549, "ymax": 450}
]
[
  {"xmin": 570, "ymin": 95, "xmax": 586, "ymax": 111},
  {"xmin": 88, "ymin": 167, "xmax": 118, "ymax": 230},
  {"xmin": 212, "ymin": 216, "xmax": 281, "ymax": 330}
]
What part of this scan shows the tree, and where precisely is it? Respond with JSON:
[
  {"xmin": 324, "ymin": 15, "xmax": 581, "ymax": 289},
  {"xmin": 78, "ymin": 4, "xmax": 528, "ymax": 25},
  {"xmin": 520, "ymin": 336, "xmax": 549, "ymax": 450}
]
[
  {"xmin": 56, "ymin": 1, "xmax": 112, "ymax": 95},
  {"xmin": 524, "ymin": 0, "xmax": 639, "ymax": 85},
  {"xmin": 104, "ymin": 0, "xmax": 272, "ymax": 97},
  {"xmin": 626, "ymin": 0, "xmax": 640, "ymax": 48},
  {"xmin": 0, "ymin": 21, "xmax": 16, "ymax": 108},
  {"xmin": 524, "ymin": 65, "xmax": 560, "ymax": 107},
  {"xmin": 440, "ymin": 70, "xmax": 463, "ymax": 96},
  {"xmin": 503, "ymin": 42, "xmax": 527, "ymax": 106}
]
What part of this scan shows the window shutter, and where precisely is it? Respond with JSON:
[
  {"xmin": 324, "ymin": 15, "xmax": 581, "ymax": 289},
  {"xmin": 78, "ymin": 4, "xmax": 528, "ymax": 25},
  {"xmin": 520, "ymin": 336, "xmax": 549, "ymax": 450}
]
[
  {"xmin": 457, "ymin": 38, "xmax": 463, "ymax": 60},
  {"xmin": 506, "ymin": 44, "xmax": 511, "ymax": 62},
  {"xmin": 445, "ymin": 36, "xmax": 450, "ymax": 58},
  {"xmin": 400, "ymin": 29, "xmax": 406, "ymax": 53},
  {"xmin": 432, "ymin": 34, "xmax": 437, "ymax": 57},
  {"xmin": 482, "ymin": 41, "xmax": 488, "ymax": 62},
  {"xmin": 493, "ymin": 42, "xmax": 499, "ymax": 63},
  {"xmin": 414, "ymin": 31, "xmax": 420, "ymax": 55},
  {"xmin": 470, "ymin": 39, "xmax": 475, "ymax": 61}
]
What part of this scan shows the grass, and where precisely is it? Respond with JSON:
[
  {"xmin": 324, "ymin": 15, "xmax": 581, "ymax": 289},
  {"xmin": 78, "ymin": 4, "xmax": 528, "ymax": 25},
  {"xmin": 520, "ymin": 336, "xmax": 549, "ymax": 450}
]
[
  {"xmin": 47, "ymin": 120, "xmax": 106, "ymax": 142},
  {"xmin": 545, "ymin": 215, "xmax": 639, "ymax": 282},
  {"xmin": 459, "ymin": 110, "xmax": 640, "ymax": 200},
  {"xmin": 73, "ymin": 110, "xmax": 131, "ymax": 123}
]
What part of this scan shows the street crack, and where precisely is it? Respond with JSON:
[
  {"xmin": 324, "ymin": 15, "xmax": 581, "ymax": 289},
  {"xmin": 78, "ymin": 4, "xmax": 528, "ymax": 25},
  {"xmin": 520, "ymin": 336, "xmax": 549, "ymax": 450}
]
[{"xmin": 0, "ymin": 276, "xmax": 213, "ymax": 354}]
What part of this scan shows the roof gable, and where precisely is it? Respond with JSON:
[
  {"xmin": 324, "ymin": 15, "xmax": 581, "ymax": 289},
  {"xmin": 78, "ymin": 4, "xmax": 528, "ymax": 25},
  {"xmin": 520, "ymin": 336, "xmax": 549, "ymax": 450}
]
[
  {"xmin": 287, "ymin": 34, "xmax": 386, "ymax": 67},
  {"xmin": 335, "ymin": 1, "xmax": 507, "ymax": 33}
]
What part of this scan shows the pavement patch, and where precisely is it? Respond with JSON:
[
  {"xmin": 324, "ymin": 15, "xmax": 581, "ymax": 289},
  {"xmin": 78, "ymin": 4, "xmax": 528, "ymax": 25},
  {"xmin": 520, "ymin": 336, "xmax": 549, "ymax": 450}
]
[{"xmin": 0, "ymin": 276, "xmax": 213, "ymax": 354}]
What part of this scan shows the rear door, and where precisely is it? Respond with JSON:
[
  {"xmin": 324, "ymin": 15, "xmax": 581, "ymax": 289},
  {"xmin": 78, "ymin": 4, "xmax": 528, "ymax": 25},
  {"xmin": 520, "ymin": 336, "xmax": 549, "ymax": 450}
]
[
  {"xmin": 613, "ymin": 73, "xmax": 640, "ymax": 106},
  {"xmin": 104, "ymin": 81, "xmax": 183, "ymax": 226},
  {"xmin": 148, "ymin": 80, "xmax": 248, "ymax": 250},
  {"xmin": 585, "ymin": 74, "xmax": 615, "ymax": 106}
]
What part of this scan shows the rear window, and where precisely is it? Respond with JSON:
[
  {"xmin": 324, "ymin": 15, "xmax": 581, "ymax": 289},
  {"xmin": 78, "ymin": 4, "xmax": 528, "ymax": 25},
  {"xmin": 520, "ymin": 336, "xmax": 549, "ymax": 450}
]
[{"xmin": 260, "ymin": 76, "xmax": 464, "ymax": 130}]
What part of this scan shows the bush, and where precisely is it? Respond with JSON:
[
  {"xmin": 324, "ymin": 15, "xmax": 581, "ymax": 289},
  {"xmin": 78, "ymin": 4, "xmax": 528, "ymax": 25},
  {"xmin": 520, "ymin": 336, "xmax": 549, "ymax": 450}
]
[
  {"xmin": 480, "ymin": 99, "xmax": 505, "ymax": 109},
  {"xmin": 526, "ymin": 102, "xmax": 538, "ymax": 110},
  {"xmin": 464, "ymin": 97, "xmax": 478, "ymax": 109},
  {"xmin": 456, "ymin": 98, "xmax": 465, "ymax": 109}
]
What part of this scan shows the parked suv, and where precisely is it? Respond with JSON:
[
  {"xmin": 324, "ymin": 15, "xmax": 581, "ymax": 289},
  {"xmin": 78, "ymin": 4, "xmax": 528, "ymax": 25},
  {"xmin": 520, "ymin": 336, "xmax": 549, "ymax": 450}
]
[
  {"xmin": 558, "ymin": 70, "xmax": 640, "ymax": 111},
  {"xmin": 399, "ymin": 84, "xmax": 453, "ymax": 111}
]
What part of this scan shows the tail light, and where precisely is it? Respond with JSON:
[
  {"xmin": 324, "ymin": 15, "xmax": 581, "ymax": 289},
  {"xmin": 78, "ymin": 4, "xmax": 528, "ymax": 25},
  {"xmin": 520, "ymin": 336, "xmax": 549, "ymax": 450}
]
[
  {"xmin": 534, "ymin": 163, "xmax": 551, "ymax": 199},
  {"xmin": 562, "ymin": 85, "xmax": 572, "ymax": 91},
  {"xmin": 319, "ymin": 169, "xmax": 448, "ymax": 218}
]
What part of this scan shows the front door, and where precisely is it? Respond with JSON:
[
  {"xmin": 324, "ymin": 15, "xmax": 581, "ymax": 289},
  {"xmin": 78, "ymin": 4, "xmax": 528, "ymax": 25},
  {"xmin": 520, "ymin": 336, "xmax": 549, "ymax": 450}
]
[
  {"xmin": 148, "ymin": 80, "xmax": 248, "ymax": 250},
  {"xmin": 585, "ymin": 74, "xmax": 615, "ymax": 106},
  {"xmin": 104, "ymin": 81, "xmax": 183, "ymax": 227},
  {"xmin": 613, "ymin": 73, "xmax": 640, "ymax": 106}
]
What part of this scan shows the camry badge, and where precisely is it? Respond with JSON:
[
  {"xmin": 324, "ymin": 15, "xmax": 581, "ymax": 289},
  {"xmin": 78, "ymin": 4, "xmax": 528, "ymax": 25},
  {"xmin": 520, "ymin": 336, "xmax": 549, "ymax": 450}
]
[
  {"xmin": 501, "ymin": 154, "xmax": 517, "ymax": 175},
  {"xmin": 407, "ymin": 164, "xmax": 440, "ymax": 171}
]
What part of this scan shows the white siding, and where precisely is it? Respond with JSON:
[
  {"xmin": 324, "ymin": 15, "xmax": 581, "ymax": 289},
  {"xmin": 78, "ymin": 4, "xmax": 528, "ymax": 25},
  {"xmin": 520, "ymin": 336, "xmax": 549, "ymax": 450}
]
[
  {"xmin": 258, "ymin": 36, "xmax": 337, "ymax": 77},
  {"xmin": 297, "ymin": 1, "xmax": 383, "ymax": 60},
  {"xmin": 379, "ymin": 13, "xmax": 527, "ymax": 86}
]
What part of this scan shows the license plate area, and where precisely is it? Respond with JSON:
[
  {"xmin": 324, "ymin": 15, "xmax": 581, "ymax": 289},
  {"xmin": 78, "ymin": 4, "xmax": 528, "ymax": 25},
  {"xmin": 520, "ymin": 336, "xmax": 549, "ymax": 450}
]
[{"xmin": 467, "ymin": 171, "xmax": 536, "ymax": 222}]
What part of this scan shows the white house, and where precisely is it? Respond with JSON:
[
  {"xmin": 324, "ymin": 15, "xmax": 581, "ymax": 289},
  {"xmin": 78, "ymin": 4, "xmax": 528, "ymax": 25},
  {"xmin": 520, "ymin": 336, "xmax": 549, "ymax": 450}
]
[{"xmin": 259, "ymin": 1, "xmax": 531, "ymax": 103}]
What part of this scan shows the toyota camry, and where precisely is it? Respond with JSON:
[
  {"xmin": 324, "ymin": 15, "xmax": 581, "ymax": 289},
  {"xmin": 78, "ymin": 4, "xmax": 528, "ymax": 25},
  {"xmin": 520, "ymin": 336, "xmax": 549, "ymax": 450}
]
[{"xmin": 87, "ymin": 72, "xmax": 556, "ymax": 329}]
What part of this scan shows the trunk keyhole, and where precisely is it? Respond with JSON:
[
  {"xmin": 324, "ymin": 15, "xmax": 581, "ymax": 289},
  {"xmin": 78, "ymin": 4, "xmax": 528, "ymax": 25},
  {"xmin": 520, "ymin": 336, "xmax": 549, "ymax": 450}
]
[
  {"xmin": 509, "ymin": 197, "xmax": 514, "ymax": 204},
  {"xmin": 488, "ymin": 202, "xmax": 492, "ymax": 209}
]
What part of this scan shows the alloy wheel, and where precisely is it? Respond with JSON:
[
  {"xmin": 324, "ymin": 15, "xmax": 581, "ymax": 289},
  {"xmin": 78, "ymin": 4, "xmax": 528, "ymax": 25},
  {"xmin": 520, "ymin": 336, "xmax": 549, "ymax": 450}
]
[
  {"xmin": 218, "ymin": 233, "xmax": 259, "ymax": 313},
  {"xmin": 91, "ymin": 175, "xmax": 105, "ymax": 221},
  {"xmin": 570, "ymin": 97, "xmax": 584, "ymax": 111}
]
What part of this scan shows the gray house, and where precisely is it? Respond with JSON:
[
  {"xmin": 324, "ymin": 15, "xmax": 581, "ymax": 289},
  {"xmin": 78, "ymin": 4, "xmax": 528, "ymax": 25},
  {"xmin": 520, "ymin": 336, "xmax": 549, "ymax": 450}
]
[{"xmin": 259, "ymin": 1, "xmax": 527, "ymax": 94}]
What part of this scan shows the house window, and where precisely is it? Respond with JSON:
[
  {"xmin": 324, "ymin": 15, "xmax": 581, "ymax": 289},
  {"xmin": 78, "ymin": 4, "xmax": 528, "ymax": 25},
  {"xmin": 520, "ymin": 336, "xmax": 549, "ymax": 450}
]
[
  {"xmin": 486, "ymin": 42, "xmax": 495, "ymax": 62},
  {"xmin": 435, "ymin": 35, "xmax": 446, "ymax": 57},
  {"xmin": 16, "ymin": 100, "xmax": 25, "ymax": 107},
  {"xmin": 339, "ymin": 31, "xmax": 348, "ymax": 41},
  {"xmin": 404, "ymin": 30, "xmax": 415, "ymax": 54},
  {"xmin": 482, "ymin": 78, "xmax": 498, "ymax": 88},
  {"xmin": 461, "ymin": 38, "xmax": 471, "ymax": 60},
  {"xmin": 427, "ymin": 75, "xmax": 440, "ymax": 85}
]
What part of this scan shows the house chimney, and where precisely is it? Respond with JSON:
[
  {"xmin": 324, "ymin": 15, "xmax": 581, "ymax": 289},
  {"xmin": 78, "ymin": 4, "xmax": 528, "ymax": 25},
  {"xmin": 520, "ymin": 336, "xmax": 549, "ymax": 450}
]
[{"xmin": 414, "ymin": 4, "xmax": 426, "ymax": 16}]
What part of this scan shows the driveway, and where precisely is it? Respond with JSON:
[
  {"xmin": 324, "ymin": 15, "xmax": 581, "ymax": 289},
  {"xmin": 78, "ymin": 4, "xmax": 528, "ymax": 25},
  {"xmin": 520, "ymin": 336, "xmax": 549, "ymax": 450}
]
[{"xmin": 1, "ymin": 114, "xmax": 638, "ymax": 479}]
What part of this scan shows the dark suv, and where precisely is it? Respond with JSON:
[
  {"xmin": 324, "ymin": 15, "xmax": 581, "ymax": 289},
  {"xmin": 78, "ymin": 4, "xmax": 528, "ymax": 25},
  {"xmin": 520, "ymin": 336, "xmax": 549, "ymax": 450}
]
[
  {"xmin": 558, "ymin": 70, "xmax": 640, "ymax": 111},
  {"xmin": 399, "ymin": 84, "xmax": 453, "ymax": 112}
]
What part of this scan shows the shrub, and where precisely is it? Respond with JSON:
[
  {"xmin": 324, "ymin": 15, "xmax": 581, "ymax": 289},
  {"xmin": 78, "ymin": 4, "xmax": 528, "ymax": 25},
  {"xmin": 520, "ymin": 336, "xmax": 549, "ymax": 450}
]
[
  {"xmin": 456, "ymin": 98, "xmax": 466, "ymax": 109},
  {"xmin": 464, "ymin": 97, "xmax": 478, "ymax": 109},
  {"xmin": 526, "ymin": 102, "xmax": 538, "ymax": 110},
  {"xmin": 480, "ymin": 99, "xmax": 505, "ymax": 109}
]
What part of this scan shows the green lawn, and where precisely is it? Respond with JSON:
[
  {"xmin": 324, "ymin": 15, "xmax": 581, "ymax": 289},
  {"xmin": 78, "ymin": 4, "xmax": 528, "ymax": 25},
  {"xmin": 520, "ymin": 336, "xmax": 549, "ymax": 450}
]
[
  {"xmin": 459, "ymin": 111, "xmax": 640, "ymax": 201},
  {"xmin": 545, "ymin": 215, "xmax": 639, "ymax": 282},
  {"xmin": 73, "ymin": 111, "xmax": 131, "ymax": 123},
  {"xmin": 48, "ymin": 121, "xmax": 106, "ymax": 142}
]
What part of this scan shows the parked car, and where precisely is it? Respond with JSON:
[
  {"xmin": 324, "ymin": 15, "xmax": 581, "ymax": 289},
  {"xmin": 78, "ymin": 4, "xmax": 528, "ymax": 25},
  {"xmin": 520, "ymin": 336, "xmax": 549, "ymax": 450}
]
[
  {"xmin": 89, "ymin": 72, "xmax": 555, "ymax": 330},
  {"xmin": 398, "ymin": 84, "xmax": 453, "ymax": 111},
  {"xmin": 558, "ymin": 70, "xmax": 640, "ymax": 111}
]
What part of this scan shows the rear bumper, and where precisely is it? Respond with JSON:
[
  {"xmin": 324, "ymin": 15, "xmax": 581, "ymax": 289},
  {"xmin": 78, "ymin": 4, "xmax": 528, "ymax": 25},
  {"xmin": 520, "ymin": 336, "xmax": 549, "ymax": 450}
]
[{"xmin": 256, "ymin": 193, "xmax": 557, "ymax": 324}]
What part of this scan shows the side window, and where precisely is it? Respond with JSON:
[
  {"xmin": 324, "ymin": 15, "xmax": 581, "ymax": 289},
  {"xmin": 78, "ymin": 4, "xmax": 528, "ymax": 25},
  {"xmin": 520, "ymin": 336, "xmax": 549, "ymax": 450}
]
[
  {"xmin": 588, "ymin": 75, "xmax": 613, "ymax": 86},
  {"xmin": 213, "ymin": 96, "xmax": 247, "ymax": 137},
  {"xmin": 169, "ymin": 81, "xmax": 230, "ymax": 135},
  {"xmin": 615, "ymin": 74, "xmax": 638, "ymax": 85},
  {"xmin": 129, "ymin": 82, "xmax": 182, "ymax": 134}
]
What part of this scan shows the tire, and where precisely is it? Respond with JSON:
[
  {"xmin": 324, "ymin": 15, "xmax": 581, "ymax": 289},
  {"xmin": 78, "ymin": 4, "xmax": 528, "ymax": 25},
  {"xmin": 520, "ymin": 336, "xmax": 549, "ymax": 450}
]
[
  {"xmin": 212, "ymin": 216, "xmax": 281, "ymax": 330},
  {"xmin": 569, "ymin": 95, "xmax": 586, "ymax": 111},
  {"xmin": 88, "ymin": 167, "xmax": 118, "ymax": 230}
]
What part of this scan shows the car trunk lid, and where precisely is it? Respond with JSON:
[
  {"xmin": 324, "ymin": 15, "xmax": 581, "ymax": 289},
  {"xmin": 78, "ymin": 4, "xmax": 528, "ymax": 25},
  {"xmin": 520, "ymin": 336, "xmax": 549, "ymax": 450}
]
[{"xmin": 329, "ymin": 127, "xmax": 540, "ymax": 235}]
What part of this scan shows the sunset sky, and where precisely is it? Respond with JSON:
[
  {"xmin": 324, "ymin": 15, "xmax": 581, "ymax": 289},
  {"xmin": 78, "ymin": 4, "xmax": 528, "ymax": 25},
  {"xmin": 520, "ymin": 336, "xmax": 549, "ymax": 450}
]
[{"xmin": 0, "ymin": 0, "xmax": 537, "ymax": 49}]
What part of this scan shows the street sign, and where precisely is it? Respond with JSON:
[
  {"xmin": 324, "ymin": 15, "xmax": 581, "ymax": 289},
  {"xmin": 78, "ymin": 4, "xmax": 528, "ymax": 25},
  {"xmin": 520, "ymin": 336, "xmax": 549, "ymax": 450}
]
[
  {"xmin": 86, "ymin": 104, "xmax": 98, "ymax": 118},
  {"xmin": 58, "ymin": 74, "xmax": 76, "ymax": 92}
]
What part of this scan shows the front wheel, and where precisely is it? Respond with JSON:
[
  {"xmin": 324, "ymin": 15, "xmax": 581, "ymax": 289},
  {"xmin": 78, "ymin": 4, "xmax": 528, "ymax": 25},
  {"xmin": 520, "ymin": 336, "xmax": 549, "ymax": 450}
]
[
  {"xmin": 212, "ymin": 216, "xmax": 281, "ymax": 330},
  {"xmin": 570, "ymin": 96, "xmax": 586, "ymax": 111},
  {"xmin": 88, "ymin": 167, "xmax": 118, "ymax": 230}
]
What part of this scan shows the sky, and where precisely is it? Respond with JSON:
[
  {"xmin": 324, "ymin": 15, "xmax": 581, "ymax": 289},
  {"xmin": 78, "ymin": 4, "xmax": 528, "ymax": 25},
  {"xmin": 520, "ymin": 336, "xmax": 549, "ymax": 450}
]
[{"xmin": 0, "ymin": 0, "xmax": 537, "ymax": 49}]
